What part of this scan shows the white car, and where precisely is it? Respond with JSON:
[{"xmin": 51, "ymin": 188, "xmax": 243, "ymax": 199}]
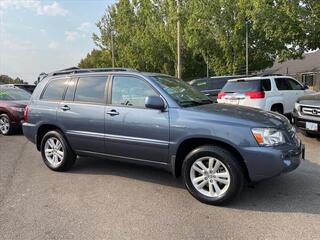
[{"xmin": 217, "ymin": 76, "xmax": 312, "ymax": 114}]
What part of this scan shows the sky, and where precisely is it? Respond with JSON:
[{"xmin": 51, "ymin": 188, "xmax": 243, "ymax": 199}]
[{"xmin": 0, "ymin": 0, "xmax": 116, "ymax": 83}]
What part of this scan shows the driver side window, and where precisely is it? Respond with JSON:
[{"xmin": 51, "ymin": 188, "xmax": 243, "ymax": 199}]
[{"xmin": 111, "ymin": 76, "xmax": 157, "ymax": 108}]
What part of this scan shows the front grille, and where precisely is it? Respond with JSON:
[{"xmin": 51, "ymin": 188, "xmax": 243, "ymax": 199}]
[{"xmin": 301, "ymin": 106, "xmax": 320, "ymax": 118}]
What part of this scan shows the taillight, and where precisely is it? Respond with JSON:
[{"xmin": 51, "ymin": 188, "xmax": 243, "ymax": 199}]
[
  {"xmin": 217, "ymin": 92, "xmax": 226, "ymax": 99},
  {"xmin": 245, "ymin": 91, "xmax": 265, "ymax": 99},
  {"xmin": 24, "ymin": 105, "xmax": 29, "ymax": 122}
]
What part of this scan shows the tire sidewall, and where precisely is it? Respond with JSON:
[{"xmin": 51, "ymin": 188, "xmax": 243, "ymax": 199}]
[
  {"xmin": 182, "ymin": 146, "xmax": 243, "ymax": 205},
  {"xmin": 41, "ymin": 131, "xmax": 69, "ymax": 170}
]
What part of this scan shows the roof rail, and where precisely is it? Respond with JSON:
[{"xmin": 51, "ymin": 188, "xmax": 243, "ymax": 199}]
[
  {"xmin": 38, "ymin": 67, "xmax": 138, "ymax": 82},
  {"xmin": 261, "ymin": 74, "xmax": 283, "ymax": 77}
]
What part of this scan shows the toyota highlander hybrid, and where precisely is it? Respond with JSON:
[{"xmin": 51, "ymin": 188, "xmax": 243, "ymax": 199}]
[{"xmin": 23, "ymin": 68, "xmax": 305, "ymax": 205}]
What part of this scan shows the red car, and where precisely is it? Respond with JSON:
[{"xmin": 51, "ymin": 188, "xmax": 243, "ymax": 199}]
[{"xmin": 0, "ymin": 87, "xmax": 31, "ymax": 135}]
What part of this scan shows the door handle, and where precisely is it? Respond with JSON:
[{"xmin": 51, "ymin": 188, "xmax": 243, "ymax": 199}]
[
  {"xmin": 60, "ymin": 105, "xmax": 71, "ymax": 111},
  {"xmin": 106, "ymin": 109, "xmax": 119, "ymax": 116}
]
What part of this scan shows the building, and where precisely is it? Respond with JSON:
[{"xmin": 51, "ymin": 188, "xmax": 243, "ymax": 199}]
[{"xmin": 263, "ymin": 50, "xmax": 320, "ymax": 91}]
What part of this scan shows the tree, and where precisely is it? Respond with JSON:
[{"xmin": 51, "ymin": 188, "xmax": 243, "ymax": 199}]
[{"xmin": 79, "ymin": 0, "xmax": 320, "ymax": 78}]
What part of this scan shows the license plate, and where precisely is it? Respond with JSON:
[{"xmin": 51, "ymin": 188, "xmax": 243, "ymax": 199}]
[
  {"xmin": 306, "ymin": 122, "xmax": 318, "ymax": 131},
  {"xmin": 228, "ymin": 99, "xmax": 239, "ymax": 105}
]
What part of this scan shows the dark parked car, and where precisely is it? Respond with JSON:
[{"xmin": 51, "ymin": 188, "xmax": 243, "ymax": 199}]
[
  {"xmin": 2, "ymin": 84, "xmax": 37, "ymax": 93},
  {"xmin": 23, "ymin": 68, "xmax": 304, "ymax": 205},
  {"xmin": 293, "ymin": 93, "xmax": 320, "ymax": 136},
  {"xmin": 189, "ymin": 75, "xmax": 248, "ymax": 101},
  {"xmin": 0, "ymin": 86, "xmax": 31, "ymax": 135}
]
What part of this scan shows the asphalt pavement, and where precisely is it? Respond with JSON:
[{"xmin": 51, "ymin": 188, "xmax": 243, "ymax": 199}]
[{"xmin": 0, "ymin": 133, "xmax": 319, "ymax": 240}]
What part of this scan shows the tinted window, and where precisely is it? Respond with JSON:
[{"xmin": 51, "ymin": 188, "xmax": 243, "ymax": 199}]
[
  {"xmin": 112, "ymin": 76, "xmax": 157, "ymax": 107},
  {"xmin": 275, "ymin": 78, "xmax": 293, "ymax": 91},
  {"xmin": 190, "ymin": 79, "xmax": 208, "ymax": 91},
  {"xmin": 287, "ymin": 79, "xmax": 303, "ymax": 90},
  {"xmin": 208, "ymin": 78, "xmax": 229, "ymax": 89},
  {"xmin": 0, "ymin": 88, "xmax": 31, "ymax": 101},
  {"xmin": 64, "ymin": 78, "xmax": 77, "ymax": 101},
  {"xmin": 74, "ymin": 76, "xmax": 107, "ymax": 104},
  {"xmin": 261, "ymin": 79, "xmax": 271, "ymax": 91},
  {"xmin": 222, "ymin": 79, "xmax": 268, "ymax": 93},
  {"xmin": 42, "ymin": 79, "xmax": 66, "ymax": 101}
]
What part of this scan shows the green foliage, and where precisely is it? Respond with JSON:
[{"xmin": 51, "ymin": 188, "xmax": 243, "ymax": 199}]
[
  {"xmin": 79, "ymin": 0, "xmax": 320, "ymax": 78},
  {"xmin": 0, "ymin": 75, "xmax": 24, "ymax": 85}
]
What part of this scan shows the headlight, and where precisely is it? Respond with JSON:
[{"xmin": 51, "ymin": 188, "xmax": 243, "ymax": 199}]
[
  {"xmin": 251, "ymin": 128, "xmax": 286, "ymax": 146},
  {"xmin": 294, "ymin": 102, "xmax": 300, "ymax": 111},
  {"xmin": 10, "ymin": 107, "xmax": 25, "ymax": 112}
]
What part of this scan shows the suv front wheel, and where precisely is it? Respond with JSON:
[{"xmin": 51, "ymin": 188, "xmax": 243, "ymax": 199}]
[
  {"xmin": 40, "ymin": 130, "xmax": 76, "ymax": 171},
  {"xmin": 182, "ymin": 145, "xmax": 244, "ymax": 205}
]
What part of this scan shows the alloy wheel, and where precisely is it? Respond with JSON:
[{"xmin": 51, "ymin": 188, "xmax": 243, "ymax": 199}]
[
  {"xmin": 0, "ymin": 117, "xmax": 10, "ymax": 135},
  {"xmin": 190, "ymin": 157, "xmax": 231, "ymax": 198},
  {"xmin": 44, "ymin": 137, "xmax": 64, "ymax": 167}
]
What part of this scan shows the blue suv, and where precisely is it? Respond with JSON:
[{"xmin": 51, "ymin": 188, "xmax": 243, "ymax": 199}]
[{"xmin": 23, "ymin": 68, "xmax": 304, "ymax": 205}]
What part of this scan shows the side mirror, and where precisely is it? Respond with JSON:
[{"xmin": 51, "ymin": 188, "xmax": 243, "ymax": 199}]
[
  {"xmin": 145, "ymin": 96, "xmax": 165, "ymax": 110},
  {"xmin": 303, "ymin": 85, "xmax": 309, "ymax": 90}
]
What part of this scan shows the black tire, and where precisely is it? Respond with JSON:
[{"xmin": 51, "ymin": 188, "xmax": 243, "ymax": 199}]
[
  {"xmin": 182, "ymin": 145, "xmax": 244, "ymax": 205},
  {"xmin": 40, "ymin": 130, "xmax": 76, "ymax": 171},
  {"xmin": 0, "ymin": 113, "xmax": 14, "ymax": 135}
]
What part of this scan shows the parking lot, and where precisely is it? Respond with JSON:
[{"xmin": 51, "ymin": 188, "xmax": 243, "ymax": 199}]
[{"xmin": 0, "ymin": 133, "xmax": 319, "ymax": 240}]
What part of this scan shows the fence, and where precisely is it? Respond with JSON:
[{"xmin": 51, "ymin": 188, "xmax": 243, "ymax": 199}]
[{"xmin": 296, "ymin": 72, "xmax": 320, "ymax": 92}]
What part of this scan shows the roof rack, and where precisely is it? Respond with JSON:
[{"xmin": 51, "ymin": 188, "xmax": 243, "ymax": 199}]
[
  {"xmin": 38, "ymin": 67, "xmax": 138, "ymax": 82},
  {"xmin": 261, "ymin": 74, "xmax": 283, "ymax": 77}
]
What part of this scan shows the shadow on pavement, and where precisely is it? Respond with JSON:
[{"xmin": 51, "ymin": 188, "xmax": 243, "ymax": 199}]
[{"xmin": 69, "ymin": 157, "xmax": 320, "ymax": 214}]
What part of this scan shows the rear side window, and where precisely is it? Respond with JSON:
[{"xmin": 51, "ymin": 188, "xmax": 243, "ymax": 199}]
[
  {"xmin": 275, "ymin": 78, "xmax": 293, "ymax": 91},
  {"xmin": 74, "ymin": 76, "xmax": 107, "ymax": 104},
  {"xmin": 41, "ymin": 79, "xmax": 67, "ymax": 101},
  {"xmin": 222, "ymin": 79, "xmax": 269, "ymax": 93}
]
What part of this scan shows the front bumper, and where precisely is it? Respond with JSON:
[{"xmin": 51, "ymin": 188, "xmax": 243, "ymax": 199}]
[
  {"xmin": 293, "ymin": 112, "xmax": 320, "ymax": 135},
  {"xmin": 241, "ymin": 142, "xmax": 304, "ymax": 182}
]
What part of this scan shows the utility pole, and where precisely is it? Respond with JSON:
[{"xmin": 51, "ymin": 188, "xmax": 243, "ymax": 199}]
[
  {"xmin": 111, "ymin": 29, "xmax": 115, "ymax": 68},
  {"xmin": 206, "ymin": 52, "xmax": 209, "ymax": 77},
  {"xmin": 177, "ymin": 0, "xmax": 181, "ymax": 79},
  {"xmin": 245, "ymin": 19, "xmax": 249, "ymax": 75}
]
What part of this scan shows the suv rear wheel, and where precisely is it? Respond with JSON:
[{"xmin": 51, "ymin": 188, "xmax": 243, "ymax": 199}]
[
  {"xmin": 40, "ymin": 130, "xmax": 76, "ymax": 171},
  {"xmin": 182, "ymin": 145, "xmax": 244, "ymax": 205},
  {"xmin": 0, "ymin": 114, "xmax": 13, "ymax": 135}
]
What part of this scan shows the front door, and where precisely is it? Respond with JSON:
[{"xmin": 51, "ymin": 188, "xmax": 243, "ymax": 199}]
[
  {"xmin": 105, "ymin": 75, "xmax": 170, "ymax": 164},
  {"xmin": 57, "ymin": 76, "xmax": 108, "ymax": 154}
]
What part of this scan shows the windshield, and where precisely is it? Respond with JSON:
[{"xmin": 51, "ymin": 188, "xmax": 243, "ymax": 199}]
[
  {"xmin": 0, "ymin": 88, "xmax": 31, "ymax": 101},
  {"xmin": 153, "ymin": 76, "xmax": 212, "ymax": 107}
]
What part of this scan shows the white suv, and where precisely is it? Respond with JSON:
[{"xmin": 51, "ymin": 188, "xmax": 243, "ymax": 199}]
[{"xmin": 217, "ymin": 76, "xmax": 311, "ymax": 114}]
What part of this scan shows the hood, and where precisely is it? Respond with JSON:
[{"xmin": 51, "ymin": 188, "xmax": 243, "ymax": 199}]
[
  {"xmin": 188, "ymin": 103, "xmax": 289, "ymax": 128},
  {"xmin": 297, "ymin": 93, "xmax": 320, "ymax": 106}
]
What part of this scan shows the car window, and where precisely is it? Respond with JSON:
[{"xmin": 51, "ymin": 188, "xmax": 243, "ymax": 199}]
[
  {"xmin": 0, "ymin": 88, "xmax": 31, "ymax": 100},
  {"xmin": 222, "ymin": 79, "xmax": 264, "ymax": 93},
  {"xmin": 111, "ymin": 76, "xmax": 157, "ymax": 107},
  {"xmin": 287, "ymin": 78, "xmax": 303, "ymax": 90},
  {"xmin": 41, "ymin": 79, "xmax": 67, "ymax": 101},
  {"xmin": 64, "ymin": 78, "xmax": 77, "ymax": 101},
  {"xmin": 74, "ymin": 76, "xmax": 107, "ymax": 104},
  {"xmin": 275, "ymin": 78, "xmax": 293, "ymax": 91},
  {"xmin": 261, "ymin": 79, "xmax": 271, "ymax": 91},
  {"xmin": 208, "ymin": 78, "xmax": 228, "ymax": 89},
  {"xmin": 191, "ymin": 79, "xmax": 208, "ymax": 91}
]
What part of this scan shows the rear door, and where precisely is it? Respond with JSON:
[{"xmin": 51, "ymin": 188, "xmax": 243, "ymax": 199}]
[
  {"xmin": 274, "ymin": 78, "xmax": 295, "ymax": 113},
  {"xmin": 104, "ymin": 75, "xmax": 170, "ymax": 164},
  {"xmin": 57, "ymin": 75, "xmax": 108, "ymax": 154}
]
